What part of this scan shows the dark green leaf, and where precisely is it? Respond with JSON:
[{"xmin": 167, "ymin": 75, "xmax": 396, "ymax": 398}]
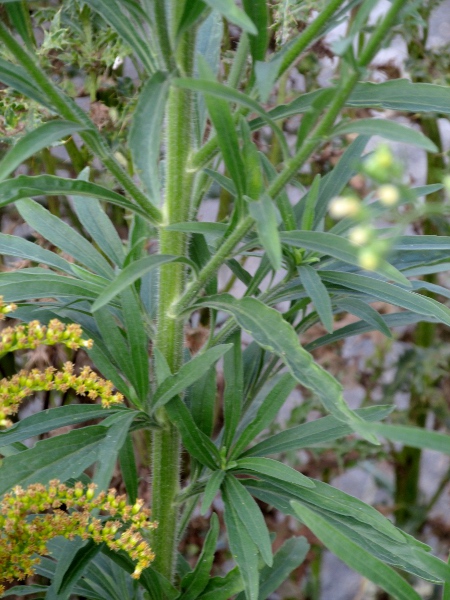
[
  {"xmin": 242, "ymin": 0, "xmax": 268, "ymax": 61},
  {"xmin": 335, "ymin": 297, "xmax": 392, "ymax": 338},
  {"xmin": 0, "ymin": 175, "xmax": 153, "ymax": 221},
  {"xmin": 153, "ymin": 344, "xmax": 232, "ymax": 410},
  {"xmin": 333, "ymin": 118, "xmax": 437, "ymax": 151},
  {"xmin": 198, "ymin": 567, "xmax": 244, "ymax": 600},
  {"xmin": 234, "ymin": 457, "xmax": 315, "ymax": 489},
  {"xmin": 0, "ymin": 121, "xmax": 86, "ymax": 181},
  {"xmin": 0, "ymin": 232, "xmax": 73, "ymax": 274},
  {"xmin": 248, "ymin": 194, "xmax": 282, "ymax": 271},
  {"xmin": 223, "ymin": 331, "xmax": 243, "ymax": 451},
  {"xmin": 129, "ymin": 72, "xmax": 169, "ymax": 204},
  {"xmin": 1, "ymin": 585, "xmax": 47, "ymax": 597},
  {"xmin": 201, "ymin": 470, "xmax": 225, "ymax": 515},
  {"xmin": 361, "ymin": 422, "xmax": 450, "ymax": 455},
  {"xmin": 17, "ymin": 199, "xmax": 114, "ymax": 279},
  {"xmin": 57, "ymin": 540, "xmax": 102, "ymax": 597},
  {"xmin": 118, "ymin": 433, "xmax": 139, "ymax": 504},
  {"xmin": 298, "ymin": 265, "xmax": 334, "ymax": 333},
  {"xmin": 0, "ymin": 426, "xmax": 110, "ymax": 496},
  {"xmin": 202, "ymin": 0, "xmax": 257, "ymax": 34},
  {"xmin": 291, "ymin": 502, "xmax": 421, "ymax": 600},
  {"xmin": 0, "ymin": 57, "xmax": 52, "ymax": 108},
  {"xmin": 180, "ymin": 513, "xmax": 220, "ymax": 600},
  {"xmin": 190, "ymin": 365, "xmax": 217, "ymax": 437}
]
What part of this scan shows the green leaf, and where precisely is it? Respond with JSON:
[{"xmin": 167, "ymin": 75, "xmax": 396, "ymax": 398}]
[
  {"xmin": 321, "ymin": 271, "xmax": 450, "ymax": 327},
  {"xmin": 224, "ymin": 475, "xmax": 273, "ymax": 566},
  {"xmin": 333, "ymin": 118, "xmax": 437, "ymax": 151},
  {"xmin": 197, "ymin": 59, "xmax": 246, "ymax": 198},
  {"xmin": 72, "ymin": 168, "xmax": 125, "ymax": 268},
  {"xmin": 234, "ymin": 457, "xmax": 315, "ymax": 489},
  {"xmin": 0, "ymin": 232, "xmax": 73, "ymax": 274},
  {"xmin": 0, "ymin": 426, "xmax": 110, "ymax": 496},
  {"xmin": 153, "ymin": 344, "xmax": 232, "ymax": 410},
  {"xmin": 165, "ymin": 220, "xmax": 228, "ymax": 236},
  {"xmin": 118, "ymin": 433, "xmax": 138, "ymax": 504},
  {"xmin": 17, "ymin": 199, "xmax": 114, "ymax": 279},
  {"xmin": 92, "ymin": 412, "xmax": 136, "ymax": 493},
  {"xmin": 300, "ymin": 174, "xmax": 320, "ymax": 231},
  {"xmin": 298, "ymin": 265, "xmax": 334, "ymax": 333},
  {"xmin": 247, "ymin": 194, "xmax": 282, "ymax": 271},
  {"xmin": 1, "ymin": 585, "xmax": 47, "ymax": 597},
  {"xmin": 235, "ymin": 536, "xmax": 309, "ymax": 600},
  {"xmin": 360, "ymin": 422, "xmax": 450, "ymax": 455},
  {"xmin": 291, "ymin": 502, "xmax": 422, "ymax": 600},
  {"xmin": 195, "ymin": 295, "xmax": 378, "ymax": 443},
  {"xmin": 243, "ymin": 405, "xmax": 393, "ymax": 457},
  {"xmin": 164, "ymin": 397, "xmax": 221, "ymax": 469},
  {"xmin": 178, "ymin": 0, "xmax": 209, "ymax": 39},
  {"xmin": 231, "ymin": 373, "xmax": 295, "ymax": 459},
  {"xmin": 0, "ymin": 120, "xmax": 86, "ymax": 181},
  {"xmin": 222, "ymin": 331, "xmax": 243, "ymax": 451},
  {"xmin": 0, "ymin": 57, "xmax": 52, "ymax": 108},
  {"xmin": 56, "ymin": 540, "xmax": 102, "ymax": 598},
  {"xmin": 335, "ymin": 297, "xmax": 392, "ymax": 338},
  {"xmin": 129, "ymin": 72, "xmax": 169, "ymax": 204},
  {"xmin": 280, "ymin": 231, "xmax": 410, "ymax": 286},
  {"xmin": 4, "ymin": 1, "xmax": 35, "ymax": 49},
  {"xmin": 242, "ymin": 0, "xmax": 268, "ymax": 61},
  {"xmin": 81, "ymin": 0, "xmax": 157, "ymax": 73},
  {"xmin": 0, "ymin": 174, "xmax": 153, "ymax": 222},
  {"xmin": 202, "ymin": 0, "xmax": 257, "ymax": 34},
  {"xmin": 201, "ymin": 470, "xmax": 225, "ymax": 515},
  {"xmin": 190, "ymin": 365, "xmax": 217, "ymax": 437},
  {"xmin": 180, "ymin": 513, "xmax": 220, "ymax": 600},
  {"xmin": 198, "ymin": 567, "xmax": 244, "ymax": 600},
  {"xmin": 0, "ymin": 404, "xmax": 126, "ymax": 446},
  {"xmin": 222, "ymin": 483, "xmax": 260, "ymax": 600},
  {"xmin": 92, "ymin": 255, "xmax": 182, "ymax": 311}
]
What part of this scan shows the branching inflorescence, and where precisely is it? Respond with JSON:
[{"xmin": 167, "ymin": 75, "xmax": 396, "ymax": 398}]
[
  {"xmin": 0, "ymin": 481, "xmax": 157, "ymax": 593},
  {"xmin": 0, "ymin": 297, "xmax": 124, "ymax": 427}
]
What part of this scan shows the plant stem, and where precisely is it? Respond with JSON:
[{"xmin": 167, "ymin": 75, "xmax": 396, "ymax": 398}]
[{"xmin": 151, "ymin": 18, "xmax": 194, "ymax": 580}]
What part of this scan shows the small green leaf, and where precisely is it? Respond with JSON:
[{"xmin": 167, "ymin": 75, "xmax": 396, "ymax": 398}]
[
  {"xmin": 291, "ymin": 502, "xmax": 422, "ymax": 600},
  {"xmin": 335, "ymin": 297, "xmax": 392, "ymax": 338},
  {"xmin": 360, "ymin": 422, "xmax": 450, "ymax": 455},
  {"xmin": 0, "ymin": 120, "xmax": 86, "ymax": 181},
  {"xmin": 298, "ymin": 265, "xmax": 334, "ymax": 333},
  {"xmin": 118, "ymin": 433, "xmax": 139, "ymax": 505},
  {"xmin": 224, "ymin": 475, "xmax": 273, "ymax": 567},
  {"xmin": 129, "ymin": 72, "xmax": 169, "ymax": 204},
  {"xmin": 197, "ymin": 567, "xmax": 244, "ymax": 600},
  {"xmin": 190, "ymin": 365, "xmax": 217, "ymax": 437},
  {"xmin": 333, "ymin": 118, "xmax": 437, "ymax": 152},
  {"xmin": 202, "ymin": 0, "xmax": 257, "ymax": 34},
  {"xmin": 300, "ymin": 174, "xmax": 320, "ymax": 231},
  {"xmin": 247, "ymin": 194, "xmax": 282, "ymax": 271},
  {"xmin": 223, "ymin": 331, "xmax": 243, "ymax": 451},
  {"xmin": 234, "ymin": 457, "xmax": 315, "ymax": 489},
  {"xmin": 153, "ymin": 345, "xmax": 232, "ymax": 410},
  {"xmin": 180, "ymin": 513, "xmax": 220, "ymax": 600},
  {"xmin": 201, "ymin": 470, "xmax": 225, "ymax": 515}
]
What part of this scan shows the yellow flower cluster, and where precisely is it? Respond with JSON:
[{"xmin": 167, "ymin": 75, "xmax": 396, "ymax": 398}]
[
  {"xmin": 0, "ymin": 362, "xmax": 124, "ymax": 428},
  {"xmin": 0, "ymin": 298, "xmax": 16, "ymax": 320},
  {"xmin": 0, "ymin": 480, "xmax": 157, "ymax": 593},
  {"xmin": 0, "ymin": 318, "xmax": 94, "ymax": 356}
]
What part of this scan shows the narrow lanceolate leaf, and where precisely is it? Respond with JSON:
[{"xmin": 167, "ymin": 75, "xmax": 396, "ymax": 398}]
[
  {"xmin": 224, "ymin": 475, "xmax": 273, "ymax": 567},
  {"xmin": 118, "ymin": 433, "xmax": 139, "ymax": 504},
  {"xmin": 320, "ymin": 271, "xmax": 450, "ymax": 328},
  {"xmin": 244, "ymin": 405, "xmax": 393, "ymax": 457},
  {"xmin": 0, "ymin": 426, "xmax": 110, "ymax": 495},
  {"xmin": 180, "ymin": 513, "xmax": 220, "ymax": 600},
  {"xmin": 223, "ymin": 331, "xmax": 243, "ymax": 451},
  {"xmin": 233, "ymin": 457, "xmax": 315, "ymax": 489},
  {"xmin": 231, "ymin": 373, "xmax": 296, "ymax": 459},
  {"xmin": 333, "ymin": 119, "xmax": 437, "ymax": 152},
  {"xmin": 92, "ymin": 255, "xmax": 183, "ymax": 311},
  {"xmin": 190, "ymin": 365, "xmax": 217, "ymax": 437},
  {"xmin": 0, "ymin": 232, "xmax": 73, "ymax": 274},
  {"xmin": 0, "ymin": 175, "xmax": 153, "ymax": 221},
  {"xmin": 0, "ymin": 405, "xmax": 126, "ymax": 446},
  {"xmin": 129, "ymin": 72, "xmax": 169, "ymax": 204},
  {"xmin": 0, "ymin": 57, "xmax": 53, "ymax": 108},
  {"xmin": 280, "ymin": 231, "xmax": 410, "ymax": 287},
  {"xmin": 73, "ymin": 167, "xmax": 125, "ymax": 268},
  {"xmin": 248, "ymin": 194, "xmax": 282, "ymax": 271},
  {"xmin": 360, "ymin": 422, "xmax": 450, "ymax": 455},
  {"xmin": 201, "ymin": 470, "xmax": 225, "ymax": 515},
  {"xmin": 235, "ymin": 537, "xmax": 309, "ymax": 600},
  {"xmin": 0, "ymin": 120, "xmax": 87, "ymax": 181},
  {"xmin": 152, "ymin": 345, "xmax": 233, "ymax": 410},
  {"xmin": 242, "ymin": 0, "xmax": 268, "ymax": 61},
  {"xmin": 291, "ymin": 502, "xmax": 422, "ymax": 600},
  {"xmin": 203, "ymin": 0, "xmax": 257, "ymax": 34},
  {"xmin": 298, "ymin": 265, "xmax": 333, "ymax": 333},
  {"xmin": 196, "ymin": 295, "xmax": 378, "ymax": 443},
  {"xmin": 197, "ymin": 58, "xmax": 246, "ymax": 198},
  {"xmin": 17, "ymin": 199, "xmax": 114, "ymax": 279},
  {"xmin": 222, "ymin": 483, "xmax": 260, "ymax": 600},
  {"xmin": 335, "ymin": 298, "xmax": 392, "ymax": 338}
]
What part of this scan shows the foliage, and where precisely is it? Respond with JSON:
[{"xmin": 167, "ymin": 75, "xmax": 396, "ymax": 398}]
[{"xmin": 0, "ymin": 0, "xmax": 450, "ymax": 599}]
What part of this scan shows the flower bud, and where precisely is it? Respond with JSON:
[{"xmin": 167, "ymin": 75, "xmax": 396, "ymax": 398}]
[
  {"xmin": 377, "ymin": 184, "xmax": 399, "ymax": 206},
  {"xmin": 329, "ymin": 196, "xmax": 360, "ymax": 219}
]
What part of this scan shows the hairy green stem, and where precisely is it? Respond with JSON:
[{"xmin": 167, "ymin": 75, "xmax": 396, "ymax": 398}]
[{"xmin": 151, "ymin": 18, "xmax": 194, "ymax": 580}]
